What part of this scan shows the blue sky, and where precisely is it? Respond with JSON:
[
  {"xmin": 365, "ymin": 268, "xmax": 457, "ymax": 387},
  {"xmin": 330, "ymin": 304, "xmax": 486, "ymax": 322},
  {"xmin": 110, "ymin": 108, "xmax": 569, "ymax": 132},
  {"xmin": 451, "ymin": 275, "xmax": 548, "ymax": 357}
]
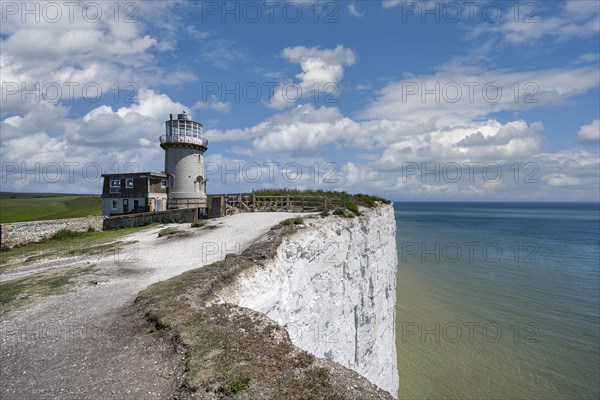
[{"xmin": 1, "ymin": 0, "xmax": 599, "ymax": 200}]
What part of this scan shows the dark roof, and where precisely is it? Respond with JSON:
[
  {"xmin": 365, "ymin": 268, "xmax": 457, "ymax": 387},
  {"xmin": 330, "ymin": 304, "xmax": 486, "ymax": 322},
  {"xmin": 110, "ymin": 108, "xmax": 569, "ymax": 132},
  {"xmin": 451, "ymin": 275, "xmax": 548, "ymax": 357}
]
[{"xmin": 101, "ymin": 172, "xmax": 167, "ymax": 178}]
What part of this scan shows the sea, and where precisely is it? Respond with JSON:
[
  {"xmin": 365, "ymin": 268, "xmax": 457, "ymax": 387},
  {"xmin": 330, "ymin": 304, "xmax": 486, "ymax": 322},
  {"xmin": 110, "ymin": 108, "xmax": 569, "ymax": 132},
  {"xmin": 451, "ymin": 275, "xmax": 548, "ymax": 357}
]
[{"xmin": 394, "ymin": 202, "xmax": 600, "ymax": 400}]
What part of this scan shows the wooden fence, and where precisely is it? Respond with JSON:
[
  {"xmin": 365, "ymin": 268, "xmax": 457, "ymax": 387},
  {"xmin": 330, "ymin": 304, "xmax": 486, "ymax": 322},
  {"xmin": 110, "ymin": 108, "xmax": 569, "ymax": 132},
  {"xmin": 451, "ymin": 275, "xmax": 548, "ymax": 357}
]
[{"xmin": 210, "ymin": 194, "xmax": 344, "ymax": 217}]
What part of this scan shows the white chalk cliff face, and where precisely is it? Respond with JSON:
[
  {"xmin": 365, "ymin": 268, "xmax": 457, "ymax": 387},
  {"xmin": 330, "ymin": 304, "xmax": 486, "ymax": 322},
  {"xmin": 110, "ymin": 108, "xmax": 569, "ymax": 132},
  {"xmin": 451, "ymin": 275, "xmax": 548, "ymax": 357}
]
[{"xmin": 215, "ymin": 204, "xmax": 399, "ymax": 397}]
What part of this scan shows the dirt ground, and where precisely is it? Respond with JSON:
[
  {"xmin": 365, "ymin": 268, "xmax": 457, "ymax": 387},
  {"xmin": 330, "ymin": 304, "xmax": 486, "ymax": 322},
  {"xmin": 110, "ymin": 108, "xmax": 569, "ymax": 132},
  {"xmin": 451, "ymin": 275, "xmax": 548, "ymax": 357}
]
[{"xmin": 0, "ymin": 213, "xmax": 302, "ymax": 399}]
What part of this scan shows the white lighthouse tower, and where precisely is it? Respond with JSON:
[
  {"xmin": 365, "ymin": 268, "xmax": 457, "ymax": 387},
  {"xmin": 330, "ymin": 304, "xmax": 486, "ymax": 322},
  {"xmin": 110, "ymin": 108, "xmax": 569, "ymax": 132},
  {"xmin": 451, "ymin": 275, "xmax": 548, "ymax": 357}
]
[{"xmin": 160, "ymin": 111, "xmax": 208, "ymax": 209}]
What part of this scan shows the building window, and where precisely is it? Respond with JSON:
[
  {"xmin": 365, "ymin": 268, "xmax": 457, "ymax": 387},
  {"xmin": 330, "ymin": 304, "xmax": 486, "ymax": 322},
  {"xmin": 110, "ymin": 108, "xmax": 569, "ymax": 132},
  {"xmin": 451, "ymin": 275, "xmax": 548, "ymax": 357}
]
[
  {"xmin": 161, "ymin": 179, "xmax": 167, "ymax": 188},
  {"xmin": 111, "ymin": 199, "xmax": 119, "ymax": 210},
  {"xmin": 126, "ymin": 178, "xmax": 133, "ymax": 188},
  {"xmin": 110, "ymin": 179, "xmax": 120, "ymax": 188},
  {"xmin": 169, "ymin": 174, "xmax": 175, "ymax": 187}
]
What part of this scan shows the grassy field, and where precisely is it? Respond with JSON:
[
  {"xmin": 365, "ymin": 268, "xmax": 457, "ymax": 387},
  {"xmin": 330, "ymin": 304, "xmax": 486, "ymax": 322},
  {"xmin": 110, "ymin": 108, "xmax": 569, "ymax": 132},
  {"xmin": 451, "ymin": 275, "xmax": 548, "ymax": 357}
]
[{"xmin": 0, "ymin": 192, "xmax": 101, "ymax": 223}]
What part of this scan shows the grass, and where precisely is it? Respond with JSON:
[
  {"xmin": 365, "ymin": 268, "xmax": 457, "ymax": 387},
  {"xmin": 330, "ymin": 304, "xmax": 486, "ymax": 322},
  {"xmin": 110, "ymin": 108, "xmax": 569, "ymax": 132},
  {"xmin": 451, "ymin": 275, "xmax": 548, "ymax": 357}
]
[
  {"xmin": 157, "ymin": 227, "xmax": 191, "ymax": 238},
  {"xmin": 0, "ymin": 192, "xmax": 101, "ymax": 223},
  {"xmin": 0, "ymin": 265, "xmax": 97, "ymax": 318},
  {"xmin": 0, "ymin": 224, "xmax": 156, "ymax": 272},
  {"xmin": 48, "ymin": 228, "xmax": 87, "ymax": 241},
  {"xmin": 252, "ymin": 189, "xmax": 390, "ymax": 205},
  {"xmin": 281, "ymin": 217, "xmax": 305, "ymax": 226},
  {"xmin": 223, "ymin": 374, "xmax": 252, "ymax": 395},
  {"xmin": 191, "ymin": 221, "xmax": 207, "ymax": 228},
  {"xmin": 346, "ymin": 201, "xmax": 360, "ymax": 216}
]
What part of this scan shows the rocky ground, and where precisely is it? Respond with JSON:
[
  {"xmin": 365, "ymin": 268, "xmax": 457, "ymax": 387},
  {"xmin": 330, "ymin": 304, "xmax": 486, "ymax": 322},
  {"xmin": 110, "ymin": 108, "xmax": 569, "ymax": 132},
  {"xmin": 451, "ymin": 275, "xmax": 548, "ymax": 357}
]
[{"xmin": 0, "ymin": 213, "xmax": 302, "ymax": 400}]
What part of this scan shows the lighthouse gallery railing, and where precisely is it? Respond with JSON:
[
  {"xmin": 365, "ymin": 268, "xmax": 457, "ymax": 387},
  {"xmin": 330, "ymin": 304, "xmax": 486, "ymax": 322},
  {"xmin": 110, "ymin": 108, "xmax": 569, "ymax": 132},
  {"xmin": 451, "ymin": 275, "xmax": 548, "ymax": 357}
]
[{"xmin": 160, "ymin": 135, "xmax": 208, "ymax": 147}]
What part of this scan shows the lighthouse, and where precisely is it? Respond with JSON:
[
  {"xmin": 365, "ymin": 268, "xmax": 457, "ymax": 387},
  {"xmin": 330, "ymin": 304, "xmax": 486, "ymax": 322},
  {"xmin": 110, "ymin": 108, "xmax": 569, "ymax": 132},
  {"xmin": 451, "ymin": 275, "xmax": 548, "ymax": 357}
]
[{"xmin": 160, "ymin": 111, "xmax": 208, "ymax": 210}]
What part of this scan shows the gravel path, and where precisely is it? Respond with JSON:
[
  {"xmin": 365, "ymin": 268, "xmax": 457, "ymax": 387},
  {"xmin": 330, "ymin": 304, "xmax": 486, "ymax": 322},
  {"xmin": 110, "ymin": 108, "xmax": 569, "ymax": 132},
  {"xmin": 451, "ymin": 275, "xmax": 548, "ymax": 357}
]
[{"xmin": 0, "ymin": 213, "xmax": 302, "ymax": 400}]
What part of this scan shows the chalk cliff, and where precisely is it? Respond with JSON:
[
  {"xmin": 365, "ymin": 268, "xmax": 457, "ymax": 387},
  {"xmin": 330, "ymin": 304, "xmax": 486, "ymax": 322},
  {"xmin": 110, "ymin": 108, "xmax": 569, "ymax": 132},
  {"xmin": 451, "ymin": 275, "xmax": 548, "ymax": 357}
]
[
  {"xmin": 214, "ymin": 204, "xmax": 399, "ymax": 397},
  {"xmin": 137, "ymin": 203, "xmax": 399, "ymax": 398}
]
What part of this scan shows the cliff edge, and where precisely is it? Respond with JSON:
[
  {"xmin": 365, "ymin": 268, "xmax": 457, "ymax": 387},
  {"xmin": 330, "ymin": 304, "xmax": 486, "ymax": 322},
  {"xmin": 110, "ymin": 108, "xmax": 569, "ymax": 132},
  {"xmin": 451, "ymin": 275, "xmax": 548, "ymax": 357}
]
[{"xmin": 136, "ymin": 203, "xmax": 398, "ymax": 399}]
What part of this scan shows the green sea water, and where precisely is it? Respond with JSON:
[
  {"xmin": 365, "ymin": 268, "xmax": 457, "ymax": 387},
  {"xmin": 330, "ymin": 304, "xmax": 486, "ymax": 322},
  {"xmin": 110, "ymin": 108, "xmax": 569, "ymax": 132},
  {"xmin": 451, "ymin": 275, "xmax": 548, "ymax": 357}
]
[{"xmin": 394, "ymin": 202, "xmax": 600, "ymax": 399}]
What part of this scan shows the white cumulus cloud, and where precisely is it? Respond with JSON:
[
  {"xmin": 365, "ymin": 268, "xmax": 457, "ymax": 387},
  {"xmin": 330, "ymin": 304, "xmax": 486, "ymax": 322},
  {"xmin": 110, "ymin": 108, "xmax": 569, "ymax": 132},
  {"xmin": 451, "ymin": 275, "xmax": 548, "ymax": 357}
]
[
  {"xmin": 270, "ymin": 45, "xmax": 356, "ymax": 109},
  {"xmin": 578, "ymin": 119, "xmax": 600, "ymax": 143}
]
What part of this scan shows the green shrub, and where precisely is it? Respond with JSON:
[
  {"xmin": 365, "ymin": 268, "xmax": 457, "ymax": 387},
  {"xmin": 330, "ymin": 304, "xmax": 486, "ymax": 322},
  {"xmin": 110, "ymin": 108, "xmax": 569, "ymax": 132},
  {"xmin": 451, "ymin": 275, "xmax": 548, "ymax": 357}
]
[
  {"xmin": 320, "ymin": 211, "xmax": 330, "ymax": 217},
  {"xmin": 191, "ymin": 221, "xmax": 206, "ymax": 228},
  {"xmin": 346, "ymin": 201, "xmax": 360, "ymax": 216},
  {"xmin": 281, "ymin": 216, "xmax": 304, "ymax": 226},
  {"xmin": 48, "ymin": 229, "xmax": 84, "ymax": 241},
  {"xmin": 333, "ymin": 209, "xmax": 345, "ymax": 216},
  {"xmin": 223, "ymin": 375, "xmax": 251, "ymax": 394}
]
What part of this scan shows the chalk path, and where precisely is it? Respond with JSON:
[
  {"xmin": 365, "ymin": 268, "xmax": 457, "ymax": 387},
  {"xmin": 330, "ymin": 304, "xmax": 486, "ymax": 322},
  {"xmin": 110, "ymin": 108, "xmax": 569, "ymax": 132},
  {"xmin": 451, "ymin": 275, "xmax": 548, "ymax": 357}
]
[{"xmin": 0, "ymin": 213, "xmax": 301, "ymax": 400}]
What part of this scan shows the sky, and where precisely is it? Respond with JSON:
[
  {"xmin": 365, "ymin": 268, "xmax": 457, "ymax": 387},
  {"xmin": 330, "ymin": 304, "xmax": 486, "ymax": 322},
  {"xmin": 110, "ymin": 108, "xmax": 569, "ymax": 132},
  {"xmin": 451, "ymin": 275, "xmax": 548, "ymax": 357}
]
[{"xmin": 1, "ymin": 0, "xmax": 599, "ymax": 201}]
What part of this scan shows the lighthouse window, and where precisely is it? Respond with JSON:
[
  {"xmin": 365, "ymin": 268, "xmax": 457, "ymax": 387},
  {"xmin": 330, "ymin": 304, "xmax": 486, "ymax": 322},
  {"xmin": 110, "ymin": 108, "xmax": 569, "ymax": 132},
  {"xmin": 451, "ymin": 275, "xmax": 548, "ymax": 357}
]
[
  {"xmin": 111, "ymin": 200, "xmax": 118, "ymax": 210},
  {"xmin": 110, "ymin": 179, "xmax": 120, "ymax": 188},
  {"xmin": 161, "ymin": 179, "xmax": 167, "ymax": 188},
  {"xmin": 126, "ymin": 179, "xmax": 133, "ymax": 188}
]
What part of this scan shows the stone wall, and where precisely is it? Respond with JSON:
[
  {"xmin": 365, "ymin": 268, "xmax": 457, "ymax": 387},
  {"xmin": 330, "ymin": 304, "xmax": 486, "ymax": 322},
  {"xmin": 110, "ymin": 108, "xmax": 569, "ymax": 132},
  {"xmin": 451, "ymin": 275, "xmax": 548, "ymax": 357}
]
[
  {"xmin": 208, "ymin": 196, "xmax": 225, "ymax": 218},
  {"xmin": 102, "ymin": 208, "xmax": 199, "ymax": 230},
  {"xmin": 0, "ymin": 216, "xmax": 104, "ymax": 250}
]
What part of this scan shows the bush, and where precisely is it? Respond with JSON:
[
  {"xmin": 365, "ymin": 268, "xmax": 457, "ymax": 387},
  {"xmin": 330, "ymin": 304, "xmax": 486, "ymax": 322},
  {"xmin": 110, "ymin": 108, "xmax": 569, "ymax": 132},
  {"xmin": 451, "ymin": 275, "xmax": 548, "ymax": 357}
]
[
  {"xmin": 48, "ymin": 229, "xmax": 84, "ymax": 241},
  {"xmin": 333, "ymin": 209, "xmax": 346, "ymax": 216},
  {"xmin": 281, "ymin": 216, "xmax": 304, "ymax": 226},
  {"xmin": 346, "ymin": 201, "xmax": 360, "ymax": 216},
  {"xmin": 320, "ymin": 211, "xmax": 330, "ymax": 217},
  {"xmin": 191, "ymin": 221, "xmax": 206, "ymax": 228}
]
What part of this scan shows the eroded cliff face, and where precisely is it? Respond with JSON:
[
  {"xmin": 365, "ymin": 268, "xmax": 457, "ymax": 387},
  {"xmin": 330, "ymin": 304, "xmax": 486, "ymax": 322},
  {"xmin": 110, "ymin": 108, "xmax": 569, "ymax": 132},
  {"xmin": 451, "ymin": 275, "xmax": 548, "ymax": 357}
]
[{"xmin": 214, "ymin": 204, "xmax": 399, "ymax": 397}]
